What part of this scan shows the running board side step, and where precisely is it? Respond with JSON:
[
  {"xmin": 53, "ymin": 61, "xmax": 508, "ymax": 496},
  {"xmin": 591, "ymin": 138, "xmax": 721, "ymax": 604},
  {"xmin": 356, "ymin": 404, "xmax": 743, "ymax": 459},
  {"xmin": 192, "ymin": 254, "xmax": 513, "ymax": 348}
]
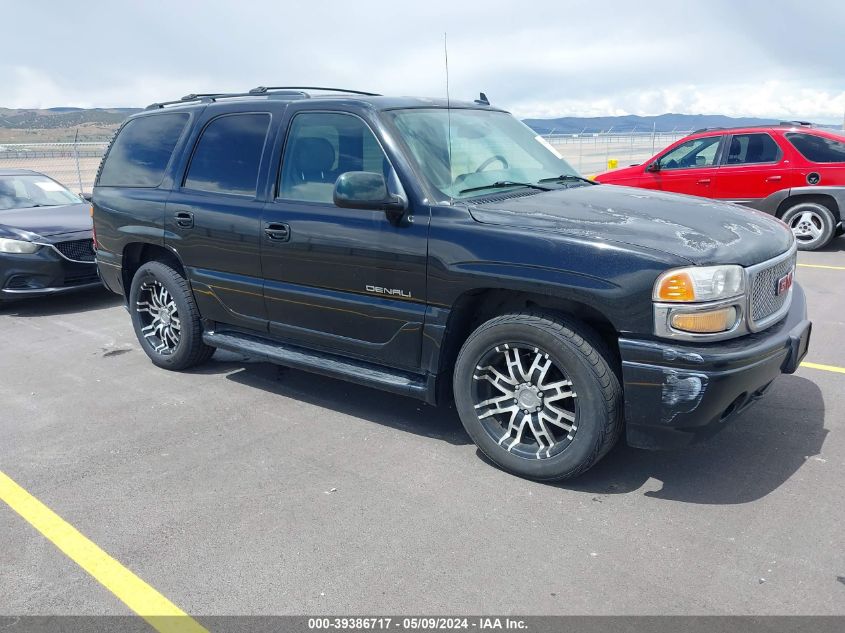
[{"xmin": 203, "ymin": 330, "xmax": 435, "ymax": 403}]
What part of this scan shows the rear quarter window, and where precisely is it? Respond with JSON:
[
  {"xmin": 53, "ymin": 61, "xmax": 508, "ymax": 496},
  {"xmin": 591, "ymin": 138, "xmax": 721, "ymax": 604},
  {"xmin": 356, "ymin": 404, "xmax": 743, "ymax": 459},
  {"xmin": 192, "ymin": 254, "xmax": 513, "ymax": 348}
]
[
  {"xmin": 786, "ymin": 132, "xmax": 845, "ymax": 163},
  {"xmin": 97, "ymin": 113, "xmax": 189, "ymax": 187}
]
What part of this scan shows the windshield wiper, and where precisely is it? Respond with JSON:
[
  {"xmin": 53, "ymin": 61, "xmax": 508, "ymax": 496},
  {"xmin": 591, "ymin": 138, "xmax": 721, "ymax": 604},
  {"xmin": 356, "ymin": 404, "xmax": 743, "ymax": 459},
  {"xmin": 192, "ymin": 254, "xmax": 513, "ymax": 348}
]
[
  {"xmin": 538, "ymin": 174, "xmax": 596, "ymax": 186},
  {"xmin": 458, "ymin": 181, "xmax": 551, "ymax": 195}
]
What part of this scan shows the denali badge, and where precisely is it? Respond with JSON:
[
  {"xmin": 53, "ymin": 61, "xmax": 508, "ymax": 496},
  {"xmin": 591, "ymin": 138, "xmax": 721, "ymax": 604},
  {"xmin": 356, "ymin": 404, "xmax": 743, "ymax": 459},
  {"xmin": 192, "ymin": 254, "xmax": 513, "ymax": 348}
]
[
  {"xmin": 775, "ymin": 270, "xmax": 794, "ymax": 296},
  {"xmin": 366, "ymin": 285, "xmax": 411, "ymax": 298}
]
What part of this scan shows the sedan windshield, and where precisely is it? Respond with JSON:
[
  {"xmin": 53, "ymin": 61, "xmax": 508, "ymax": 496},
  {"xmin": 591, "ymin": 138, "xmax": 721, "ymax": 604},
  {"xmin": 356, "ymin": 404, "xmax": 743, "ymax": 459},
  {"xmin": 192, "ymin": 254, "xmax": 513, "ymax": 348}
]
[
  {"xmin": 0, "ymin": 174, "xmax": 81, "ymax": 210},
  {"xmin": 386, "ymin": 108, "xmax": 581, "ymax": 200}
]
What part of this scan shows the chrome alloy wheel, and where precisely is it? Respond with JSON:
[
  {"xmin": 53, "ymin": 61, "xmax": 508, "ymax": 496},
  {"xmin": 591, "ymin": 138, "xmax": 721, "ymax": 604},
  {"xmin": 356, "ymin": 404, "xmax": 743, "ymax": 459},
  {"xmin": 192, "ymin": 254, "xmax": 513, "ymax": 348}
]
[
  {"xmin": 472, "ymin": 344, "xmax": 578, "ymax": 460},
  {"xmin": 136, "ymin": 280, "xmax": 181, "ymax": 355},
  {"xmin": 789, "ymin": 209, "xmax": 824, "ymax": 244}
]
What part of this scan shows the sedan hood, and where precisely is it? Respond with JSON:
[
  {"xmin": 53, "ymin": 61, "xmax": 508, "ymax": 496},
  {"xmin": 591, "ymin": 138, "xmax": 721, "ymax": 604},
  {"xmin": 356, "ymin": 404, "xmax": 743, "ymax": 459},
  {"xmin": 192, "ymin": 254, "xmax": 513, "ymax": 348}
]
[
  {"xmin": 468, "ymin": 184, "xmax": 794, "ymax": 266},
  {"xmin": 0, "ymin": 202, "xmax": 92, "ymax": 241}
]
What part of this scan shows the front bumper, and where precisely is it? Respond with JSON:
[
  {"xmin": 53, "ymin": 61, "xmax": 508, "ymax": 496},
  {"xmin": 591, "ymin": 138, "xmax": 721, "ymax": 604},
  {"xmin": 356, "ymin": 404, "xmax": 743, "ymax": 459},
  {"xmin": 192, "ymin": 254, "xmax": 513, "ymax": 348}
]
[
  {"xmin": 620, "ymin": 283, "xmax": 811, "ymax": 449},
  {"xmin": 0, "ymin": 239, "xmax": 101, "ymax": 300}
]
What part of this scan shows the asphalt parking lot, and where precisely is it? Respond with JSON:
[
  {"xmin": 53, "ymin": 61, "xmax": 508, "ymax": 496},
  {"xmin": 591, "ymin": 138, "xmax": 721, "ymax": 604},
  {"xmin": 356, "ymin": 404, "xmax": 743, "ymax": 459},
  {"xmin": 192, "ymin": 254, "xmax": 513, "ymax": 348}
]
[{"xmin": 1, "ymin": 240, "xmax": 844, "ymax": 618}]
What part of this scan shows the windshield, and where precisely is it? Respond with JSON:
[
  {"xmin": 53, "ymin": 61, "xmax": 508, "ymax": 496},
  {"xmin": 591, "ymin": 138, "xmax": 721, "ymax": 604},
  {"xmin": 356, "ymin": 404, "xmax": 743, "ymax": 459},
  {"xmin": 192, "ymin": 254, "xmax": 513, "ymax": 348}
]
[
  {"xmin": 386, "ymin": 108, "xmax": 580, "ymax": 200},
  {"xmin": 0, "ymin": 174, "xmax": 81, "ymax": 210}
]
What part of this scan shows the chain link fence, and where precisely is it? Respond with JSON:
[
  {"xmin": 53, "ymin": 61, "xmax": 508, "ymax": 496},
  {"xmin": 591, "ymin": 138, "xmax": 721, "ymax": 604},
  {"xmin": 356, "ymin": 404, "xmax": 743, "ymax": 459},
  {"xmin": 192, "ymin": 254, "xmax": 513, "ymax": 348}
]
[
  {"xmin": 542, "ymin": 131, "xmax": 692, "ymax": 175},
  {"xmin": 0, "ymin": 132, "xmax": 692, "ymax": 193},
  {"xmin": 0, "ymin": 142, "xmax": 109, "ymax": 193}
]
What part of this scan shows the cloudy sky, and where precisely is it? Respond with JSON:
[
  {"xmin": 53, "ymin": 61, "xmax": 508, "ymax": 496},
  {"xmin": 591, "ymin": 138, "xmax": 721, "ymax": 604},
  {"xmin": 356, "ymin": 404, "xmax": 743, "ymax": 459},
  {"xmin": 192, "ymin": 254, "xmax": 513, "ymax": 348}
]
[{"xmin": 3, "ymin": 0, "xmax": 844, "ymax": 123}]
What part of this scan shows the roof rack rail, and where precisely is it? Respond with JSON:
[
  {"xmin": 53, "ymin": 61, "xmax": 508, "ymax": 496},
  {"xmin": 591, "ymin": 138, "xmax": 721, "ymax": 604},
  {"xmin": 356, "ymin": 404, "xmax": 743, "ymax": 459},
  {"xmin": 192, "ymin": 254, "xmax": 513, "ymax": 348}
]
[
  {"xmin": 248, "ymin": 86, "xmax": 381, "ymax": 96},
  {"xmin": 146, "ymin": 86, "xmax": 381, "ymax": 110},
  {"xmin": 146, "ymin": 94, "xmax": 233, "ymax": 110},
  {"xmin": 692, "ymin": 121, "xmax": 814, "ymax": 134}
]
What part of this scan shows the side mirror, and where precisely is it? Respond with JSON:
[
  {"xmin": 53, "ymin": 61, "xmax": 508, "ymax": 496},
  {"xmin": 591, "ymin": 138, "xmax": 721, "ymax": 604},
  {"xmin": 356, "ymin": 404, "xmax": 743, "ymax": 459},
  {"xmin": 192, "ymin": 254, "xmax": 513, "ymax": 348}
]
[
  {"xmin": 333, "ymin": 172, "xmax": 406, "ymax": 213},
  {"xmin": 645, "ymin": 162, "xmax": 660, "ymax": 173},
  {"xmin": 80, "ymin": 192, "xmax": 93, "ymax": 202}
]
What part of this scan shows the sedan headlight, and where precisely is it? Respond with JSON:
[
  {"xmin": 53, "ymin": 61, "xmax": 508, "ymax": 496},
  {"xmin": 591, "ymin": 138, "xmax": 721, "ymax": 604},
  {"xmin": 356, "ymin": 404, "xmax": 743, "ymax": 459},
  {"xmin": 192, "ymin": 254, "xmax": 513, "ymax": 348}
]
[
  {"xmin": 653, "ymin": 265, "xmax": 745, "ymax": 303},
  {"xmin": 0, "ymin": 238, "xmax": 41, "ymax": 254}
]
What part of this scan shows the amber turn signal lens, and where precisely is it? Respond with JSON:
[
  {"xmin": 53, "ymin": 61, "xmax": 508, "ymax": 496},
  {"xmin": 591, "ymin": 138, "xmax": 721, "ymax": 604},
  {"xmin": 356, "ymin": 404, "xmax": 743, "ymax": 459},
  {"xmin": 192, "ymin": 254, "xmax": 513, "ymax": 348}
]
[
  {"xmin": 671, "ymin": 307, "xmax": 737, "ymax": 334},
  {"xmin": 657, "ymin": 272, "xmax": 695, "ymax": 302}
]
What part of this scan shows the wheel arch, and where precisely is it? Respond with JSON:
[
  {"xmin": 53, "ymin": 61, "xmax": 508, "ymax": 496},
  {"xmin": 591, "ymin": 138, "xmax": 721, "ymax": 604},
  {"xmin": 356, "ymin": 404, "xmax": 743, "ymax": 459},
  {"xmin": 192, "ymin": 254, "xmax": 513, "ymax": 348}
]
[
  {"xmin": 121, "ymin": 242, "xmax": 187, "ymax": 305},
  {"xmin": 438, "ymin": 288, "xmax": 620, "ymax": 380},
  {"xmin": 776, "ymin": 192, "xmax": 841, "ymax": 223}
]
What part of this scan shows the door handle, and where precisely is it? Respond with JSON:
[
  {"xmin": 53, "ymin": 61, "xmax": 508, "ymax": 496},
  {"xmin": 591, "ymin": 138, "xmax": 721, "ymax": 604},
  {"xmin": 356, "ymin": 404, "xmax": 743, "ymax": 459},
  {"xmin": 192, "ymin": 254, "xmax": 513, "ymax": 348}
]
[
  {"xmin": 697, "ymin": 178, "xmax": 711, "ymax": 185},
  {"xmin": 174, "ymin": 210, "xmax": 194, "ymax": 228},
  {"xmin": 766, "ymin": 175, "xmax": 782, "ymax": 182},
  {"xmin": 264, "ymin": 222, "xmax": 290, "ymax": 242}
]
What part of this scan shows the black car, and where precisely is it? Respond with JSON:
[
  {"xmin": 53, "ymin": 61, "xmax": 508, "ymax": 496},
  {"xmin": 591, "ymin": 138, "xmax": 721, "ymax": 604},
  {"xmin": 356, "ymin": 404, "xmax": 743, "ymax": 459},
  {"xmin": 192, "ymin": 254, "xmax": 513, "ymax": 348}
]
[
  {"xmin": 0, "ymin": 169, "xmax": 100, "ymax": 301},
  {"xmin": 92, "ymin": 87, "xmax": 811, "ymax": 480}
]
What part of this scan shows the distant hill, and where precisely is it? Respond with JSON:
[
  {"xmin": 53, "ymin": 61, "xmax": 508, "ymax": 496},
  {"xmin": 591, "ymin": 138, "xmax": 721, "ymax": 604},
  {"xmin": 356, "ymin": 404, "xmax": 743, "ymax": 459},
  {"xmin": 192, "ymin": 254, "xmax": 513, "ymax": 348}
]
[
  {"xmin": 0, "ymin": 107, "xmax": 140, "ymax": 130},
  {"xmin": 0, "ymin": 107, "xmax": 141, "ymax": 142},
  {"xmin": 0, "ymin": 107, "xmax": 840, "ymax": 143},
  {"xmin": 522, "ymin": 113, "xmax": 815, "ymax": 134}
]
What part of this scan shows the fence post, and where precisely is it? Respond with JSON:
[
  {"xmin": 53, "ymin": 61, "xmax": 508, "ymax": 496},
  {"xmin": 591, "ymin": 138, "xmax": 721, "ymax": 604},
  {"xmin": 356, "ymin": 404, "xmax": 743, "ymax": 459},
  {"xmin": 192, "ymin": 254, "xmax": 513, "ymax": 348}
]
[
  {"xmin": 651, "ymin": 122, "xmax": 656, "ymax": 156},
  {"xmin": 73, "ymin": 129, "xmax": 83, "ymax": 194},
  {"xmin": 578, "ymin": 134, "xmax": 583, "ymax": 172}
]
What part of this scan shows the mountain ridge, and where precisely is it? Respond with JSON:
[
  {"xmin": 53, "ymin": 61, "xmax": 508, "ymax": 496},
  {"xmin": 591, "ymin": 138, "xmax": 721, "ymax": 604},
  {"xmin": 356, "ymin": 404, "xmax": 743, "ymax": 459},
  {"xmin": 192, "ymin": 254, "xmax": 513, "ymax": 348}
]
[
  {"xmin": 521, "ymin": 112, "xmax": 837, "ymax": 134},
  {"xmin": 0, "ymin": 107, "xmax": 840, "ymax": 143}
]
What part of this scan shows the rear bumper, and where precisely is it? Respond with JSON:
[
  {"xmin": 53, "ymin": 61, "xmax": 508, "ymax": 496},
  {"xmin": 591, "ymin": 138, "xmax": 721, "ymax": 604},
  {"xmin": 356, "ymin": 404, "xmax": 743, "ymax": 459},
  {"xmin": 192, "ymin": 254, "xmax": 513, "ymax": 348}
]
[{"xmin": 619, "ymin": 283, "xmax": 811, "ymax": 449}]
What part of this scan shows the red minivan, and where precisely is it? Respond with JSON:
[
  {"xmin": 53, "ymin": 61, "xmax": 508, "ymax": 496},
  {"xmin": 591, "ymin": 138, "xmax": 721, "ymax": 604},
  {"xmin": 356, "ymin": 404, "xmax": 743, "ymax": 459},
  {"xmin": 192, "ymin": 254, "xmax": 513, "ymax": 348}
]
[{"xmin": 595, "ymin": 124, "xmax": 845, "ymax": 250}]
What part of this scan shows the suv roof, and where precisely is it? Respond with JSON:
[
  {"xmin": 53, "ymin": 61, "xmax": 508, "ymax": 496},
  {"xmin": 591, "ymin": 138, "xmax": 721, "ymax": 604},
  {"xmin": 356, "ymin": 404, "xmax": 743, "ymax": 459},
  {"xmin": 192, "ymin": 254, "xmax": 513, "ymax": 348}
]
[
  {"xmin": 145, "ymin": 86, "xmax": 497, "ymax": 112},
  {"xmin": 691, "ymin": 121, "xmax": 814, "ymax": 134}
]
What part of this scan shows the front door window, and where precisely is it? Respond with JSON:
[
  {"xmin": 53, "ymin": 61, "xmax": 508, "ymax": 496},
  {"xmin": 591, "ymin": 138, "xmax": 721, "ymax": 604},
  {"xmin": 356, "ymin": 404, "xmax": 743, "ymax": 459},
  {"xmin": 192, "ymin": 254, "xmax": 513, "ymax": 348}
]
[{"xmin": 658, "ymin": 136, "xmax": 721, "ymax": 170}]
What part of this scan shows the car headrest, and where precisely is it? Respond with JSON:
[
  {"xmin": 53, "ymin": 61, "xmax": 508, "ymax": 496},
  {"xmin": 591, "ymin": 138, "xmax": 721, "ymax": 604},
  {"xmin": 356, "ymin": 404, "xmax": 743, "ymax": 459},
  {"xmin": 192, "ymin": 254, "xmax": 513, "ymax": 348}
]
[
  {"xmin": 729, "ymin": 137, "xmax": 742, "ymax": 157},
  {"xmin": 293, "ymin": 137, "xmax": 336, "ymax": 174},
  {"xmin": 745, "ymin": 135, "xmax": 765, "ymax": 161}
]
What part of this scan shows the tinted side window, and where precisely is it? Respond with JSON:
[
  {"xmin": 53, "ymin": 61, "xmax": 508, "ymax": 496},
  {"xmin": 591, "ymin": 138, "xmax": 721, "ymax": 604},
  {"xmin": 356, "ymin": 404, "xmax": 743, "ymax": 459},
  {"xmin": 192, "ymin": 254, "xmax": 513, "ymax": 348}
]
[
  {"xmin": 786, "ymin": 132, "xmax": 845, "ymax": 163},
  {"xmin": 98, "ymin": 113, "xmax": 189, "ymax": 187},
  {"xmin": 184, "ymin": 113, "xmax": 270, "ymax": 197},
  {"xmin": 658, "ymin": 136, "xmax": 721, "ymax": 170},
  {"xmin": 278, "ymin": 112, "xmax": 389, "ymax": 203},
  {"xmin": 724, "ymin": 133, "xmax": 780, "ymax": 164}
]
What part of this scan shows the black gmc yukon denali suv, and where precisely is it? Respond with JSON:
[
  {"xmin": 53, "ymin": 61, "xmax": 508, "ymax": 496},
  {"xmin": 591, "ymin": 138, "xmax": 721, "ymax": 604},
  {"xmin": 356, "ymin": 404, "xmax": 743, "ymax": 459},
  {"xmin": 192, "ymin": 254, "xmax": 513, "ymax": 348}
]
[{"xmin": 93, "ymin": 87, "xmax": 811, "ymax": 480}]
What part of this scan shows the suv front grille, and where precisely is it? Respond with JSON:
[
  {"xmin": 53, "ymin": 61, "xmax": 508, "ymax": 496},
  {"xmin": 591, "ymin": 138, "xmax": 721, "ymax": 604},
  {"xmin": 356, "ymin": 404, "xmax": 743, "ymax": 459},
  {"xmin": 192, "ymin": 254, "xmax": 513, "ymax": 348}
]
[
  {"xmin": 749, "ymin": 251, "xmax": 796, "ymax": 325},
  {"xmin": 54, "ymin": 239, "xmax": 95, "ymax": 262}
]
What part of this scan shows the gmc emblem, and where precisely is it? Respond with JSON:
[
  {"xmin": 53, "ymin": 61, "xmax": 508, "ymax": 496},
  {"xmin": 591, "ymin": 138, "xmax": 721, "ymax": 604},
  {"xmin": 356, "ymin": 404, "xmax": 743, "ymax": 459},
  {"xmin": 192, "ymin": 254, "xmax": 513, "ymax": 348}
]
[{"xmin": 776, "ymin": 270, "xmax": 794, "ymax": 296}]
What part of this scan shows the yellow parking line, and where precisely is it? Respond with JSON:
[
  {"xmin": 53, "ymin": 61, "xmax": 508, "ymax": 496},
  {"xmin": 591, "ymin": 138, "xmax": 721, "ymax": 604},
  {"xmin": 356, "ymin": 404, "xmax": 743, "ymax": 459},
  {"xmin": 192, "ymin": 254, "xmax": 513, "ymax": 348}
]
[
  {"xmin": 0, "ymin": 471, "xmax": 209, "ymax": 633},
  {"xmin": 800, "ymin": 361, "xmax": 845, "ymax": 375},
  {"xmin": 798, "ymin": 263, "xmax": 845, "ymax": 271}
]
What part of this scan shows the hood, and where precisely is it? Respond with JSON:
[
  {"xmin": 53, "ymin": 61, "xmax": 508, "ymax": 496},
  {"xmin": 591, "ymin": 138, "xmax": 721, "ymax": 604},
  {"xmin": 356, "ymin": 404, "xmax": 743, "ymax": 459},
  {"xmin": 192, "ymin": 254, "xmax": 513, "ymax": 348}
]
[
  {"xmin": 467, "ymin": 184, "xmax": 794, "ymax": 266},
  {"xmin": 594, "ymin": 165, "xmax": 641, "ymax": 183},
  {"xmin": 0, "ymin": 202, "xmax": 92, "ymax": 241}
]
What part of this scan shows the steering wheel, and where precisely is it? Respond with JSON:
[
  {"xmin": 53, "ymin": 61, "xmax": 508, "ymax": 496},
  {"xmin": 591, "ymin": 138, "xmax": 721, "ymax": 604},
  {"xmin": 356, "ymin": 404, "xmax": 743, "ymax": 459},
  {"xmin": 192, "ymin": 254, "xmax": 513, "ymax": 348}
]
[{"xmin": 475, "ymin": 155, "xmax": 509, "ymax": 173}]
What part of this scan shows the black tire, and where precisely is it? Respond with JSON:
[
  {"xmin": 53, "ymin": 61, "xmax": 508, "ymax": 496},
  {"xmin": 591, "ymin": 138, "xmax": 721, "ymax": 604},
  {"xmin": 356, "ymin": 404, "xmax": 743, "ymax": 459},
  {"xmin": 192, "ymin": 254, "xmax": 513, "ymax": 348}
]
[
  {"xmin": 780, "ymin": 201, "xmax": 836, "ymax": 251},
  {"xmin": 453, "ymin": 312, "xmax": 622, "ymax": 481},
  {"xmin": 129, "ymin": 261, "xmax": 214, "ymax": 370}
]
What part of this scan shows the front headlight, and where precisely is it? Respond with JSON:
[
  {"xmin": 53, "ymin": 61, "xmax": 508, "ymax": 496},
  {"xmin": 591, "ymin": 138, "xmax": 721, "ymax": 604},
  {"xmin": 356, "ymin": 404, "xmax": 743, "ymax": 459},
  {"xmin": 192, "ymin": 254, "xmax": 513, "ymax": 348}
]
[
  {"xmin": 0, "ymin": 238, "xmax": 41, "ymax": 254},
  {"xmin": 653, "ymin": 265, "xmax": 745, "ymax": 303}
]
